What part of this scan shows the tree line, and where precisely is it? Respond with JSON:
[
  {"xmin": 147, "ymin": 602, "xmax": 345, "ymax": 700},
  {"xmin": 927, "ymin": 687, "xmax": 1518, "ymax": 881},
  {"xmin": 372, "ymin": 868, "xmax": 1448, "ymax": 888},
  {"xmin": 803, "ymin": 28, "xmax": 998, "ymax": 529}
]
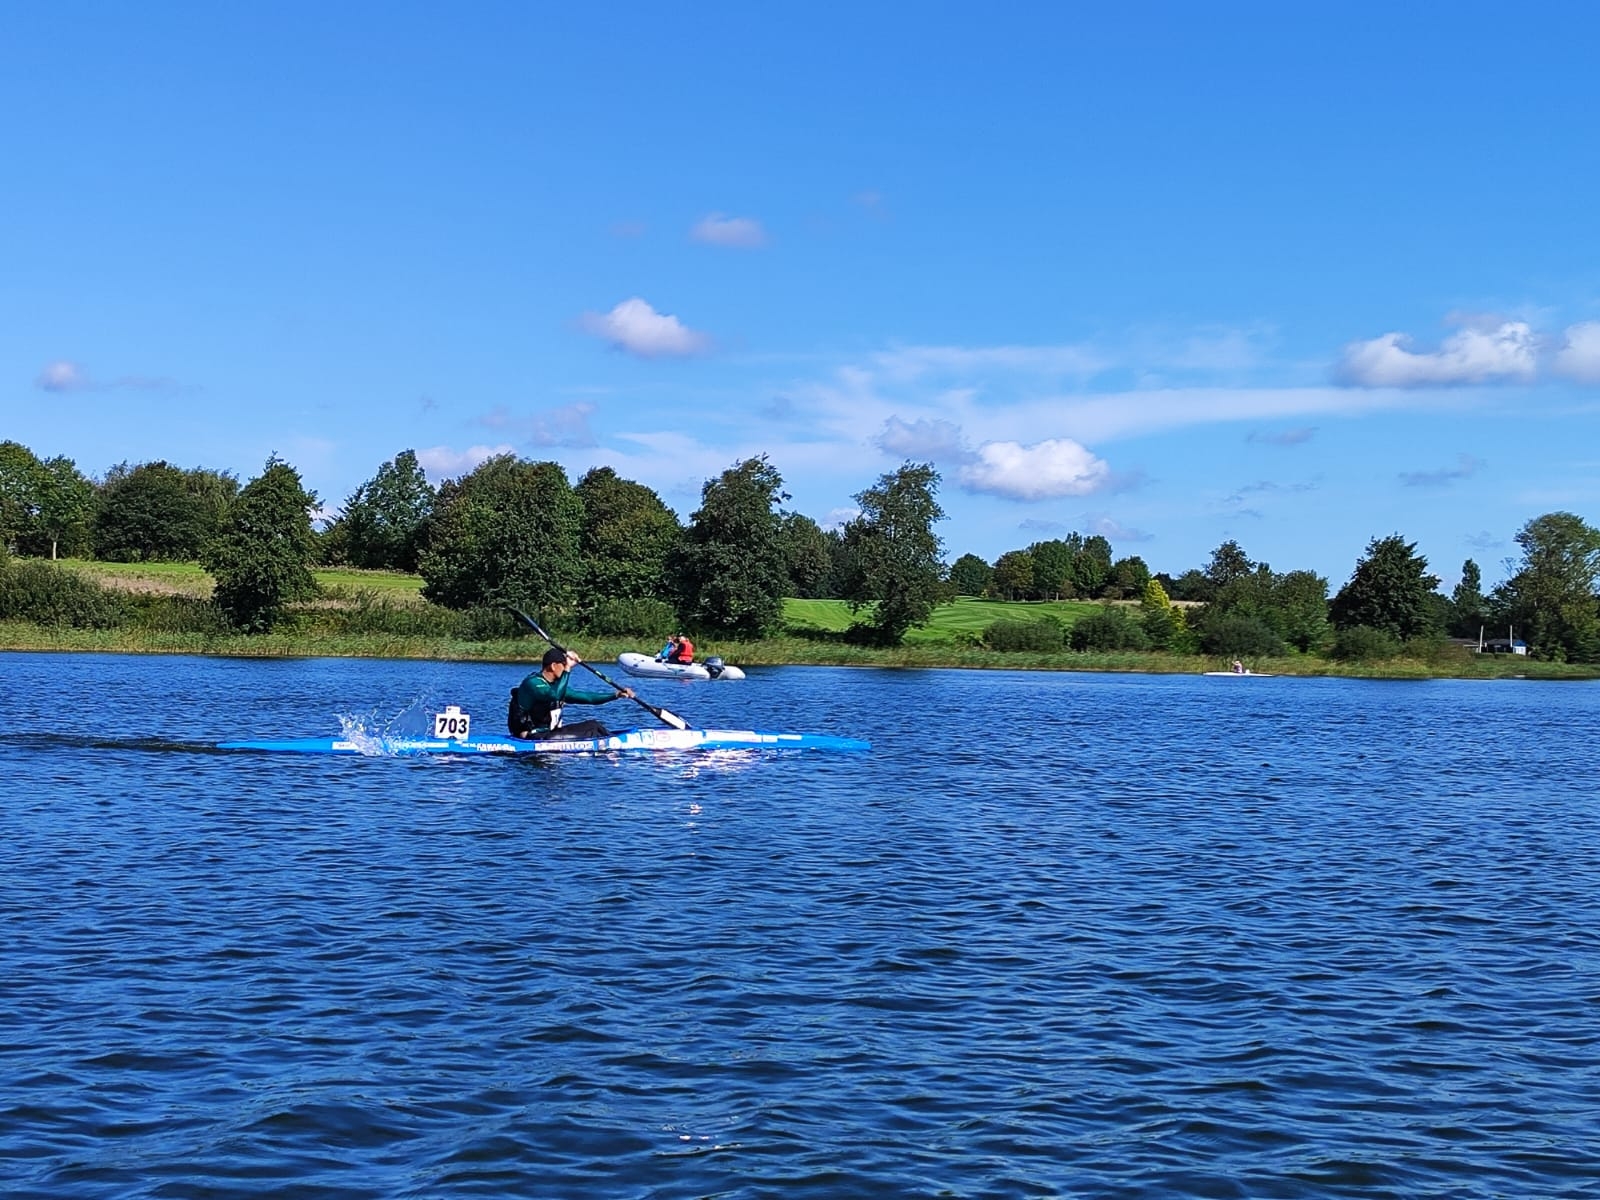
[
  {"xmin": 3, "ymin": 436, "xmax": 1597, "ymax": 660},
  {"xmin": 0, "ymin": 440, "xmax": 946, "ymax": 644}
]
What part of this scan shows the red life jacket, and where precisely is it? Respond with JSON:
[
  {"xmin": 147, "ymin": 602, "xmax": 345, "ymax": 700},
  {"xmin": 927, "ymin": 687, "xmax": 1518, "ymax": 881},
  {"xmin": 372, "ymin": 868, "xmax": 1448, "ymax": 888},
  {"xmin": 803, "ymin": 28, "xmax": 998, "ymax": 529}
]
[{"xmin": 676, "ymin": 638, "xmax": 695, "ymax": 664}]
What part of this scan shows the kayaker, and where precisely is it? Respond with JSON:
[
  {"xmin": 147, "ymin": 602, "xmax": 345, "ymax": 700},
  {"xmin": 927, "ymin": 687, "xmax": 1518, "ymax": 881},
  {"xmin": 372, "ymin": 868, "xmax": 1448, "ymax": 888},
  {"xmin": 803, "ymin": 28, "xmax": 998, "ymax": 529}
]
[
  {"xmin": 672, "ymin": 633, "xmax": 695, "ymax": 664},
  {"xmin": 509, "ymin": 647, "xmax": 635, "ymax": 740}
]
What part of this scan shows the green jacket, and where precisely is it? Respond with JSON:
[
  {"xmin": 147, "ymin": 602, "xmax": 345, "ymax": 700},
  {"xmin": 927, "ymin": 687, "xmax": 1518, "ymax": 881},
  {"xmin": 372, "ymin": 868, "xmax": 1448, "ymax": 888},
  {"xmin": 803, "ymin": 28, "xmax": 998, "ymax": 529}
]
[{"xmin": 514, "ymin": 669, "xmax": 619, "ymax": 732}]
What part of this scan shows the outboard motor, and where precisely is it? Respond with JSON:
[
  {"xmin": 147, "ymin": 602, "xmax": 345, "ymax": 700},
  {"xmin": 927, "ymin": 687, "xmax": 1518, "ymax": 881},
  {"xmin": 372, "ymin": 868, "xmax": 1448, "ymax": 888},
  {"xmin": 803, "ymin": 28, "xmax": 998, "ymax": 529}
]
[{"xmin": 705, "ymin": 656, "xmax": 725, "ymax": 679}]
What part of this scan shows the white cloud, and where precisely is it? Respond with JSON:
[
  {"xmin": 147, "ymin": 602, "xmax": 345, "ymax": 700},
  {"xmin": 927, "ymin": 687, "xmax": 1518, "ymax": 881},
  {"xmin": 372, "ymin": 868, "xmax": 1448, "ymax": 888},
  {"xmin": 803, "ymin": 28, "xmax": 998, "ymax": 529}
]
[
  {"xmin": 822, "ymin": 506, "xmax": 860, "ymax": 530},
  {"xmin": 580, "ymin": 298, "xmax": 711, "ymax": 358},
  {"xmin": 37, "ymin": 360, "xmax": 86, "ymax": 391},
  {"xmin": 691, "ymin": 213, "xmax": 767, "ymax": 248},
  {"xmin": 958, "ymin": 439, "xmax": 1110, "ymax": 500},
  {"xmin": 1552, "ymin": 321, "xmax": 1600, "ymax": 383},
  {"xmin": 1337, "ymin": 320, "xmax": 1538, "ymax": 387},
  {"xmin": 415, "ymin": 443, "xmax": 516, "ymax": 481}
]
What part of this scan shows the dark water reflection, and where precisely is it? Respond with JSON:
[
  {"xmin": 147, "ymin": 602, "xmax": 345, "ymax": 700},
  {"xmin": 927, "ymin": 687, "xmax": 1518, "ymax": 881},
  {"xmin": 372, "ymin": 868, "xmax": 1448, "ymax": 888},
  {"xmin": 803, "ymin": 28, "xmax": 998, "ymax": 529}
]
[{"xmin": 2, "ymin": 652, "xmax": 1598, "ymax": 1197}]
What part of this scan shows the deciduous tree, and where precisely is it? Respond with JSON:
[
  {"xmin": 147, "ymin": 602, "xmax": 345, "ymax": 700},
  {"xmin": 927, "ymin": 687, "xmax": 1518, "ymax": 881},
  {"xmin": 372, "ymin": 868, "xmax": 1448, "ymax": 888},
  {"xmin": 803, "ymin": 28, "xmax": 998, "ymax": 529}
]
[
  {"xmin": 94, "ymin": 461, "xmax": 236, "ymax": 562},
  {"xmin": 203, "ymin": 456, "xmax": 319, "ymax": 632},
  {"xmin": 420, "ymin": 455, "xmax": 584, "ymax": 614},
  {"xmin": 948, "ymin": 552, "xmax": 993, "ymax": 597},
  {"xmin": 338, "ymin": 449, "xmax": 436, "ymax": 571},
  {"xmin": 1492, "ymin": 512, "xmax": 1600, "ymax": 661},
  {"xmin": 777, "ymin": 511, "xmax": 834, "ymax": 598},
  {"xmin": 840, "ymin": 461, "xmax": 946, "ymax": 645},
  {"xmin": 671, "ymin": 456, "xmax": 789, "ymax": 637}
]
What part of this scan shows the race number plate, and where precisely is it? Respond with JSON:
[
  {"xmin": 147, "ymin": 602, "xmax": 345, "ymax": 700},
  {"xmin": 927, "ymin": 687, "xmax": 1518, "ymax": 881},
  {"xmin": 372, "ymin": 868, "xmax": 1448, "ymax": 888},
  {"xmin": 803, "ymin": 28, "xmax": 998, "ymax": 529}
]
[{"xmin": 434, "ymin": 705, "xmax": 471, "ymax": 741}]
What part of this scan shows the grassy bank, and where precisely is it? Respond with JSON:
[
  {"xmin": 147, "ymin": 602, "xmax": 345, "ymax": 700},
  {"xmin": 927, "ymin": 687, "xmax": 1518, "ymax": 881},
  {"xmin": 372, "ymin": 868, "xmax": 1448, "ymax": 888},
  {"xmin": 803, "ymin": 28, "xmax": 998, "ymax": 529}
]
[
  {"xmin": 4, "ymin": 620, "xmax": 1594, "ymax": 680},
  {"xmin": 5, "ymin": 560, "xmax": 1597, "ymax": 679}
]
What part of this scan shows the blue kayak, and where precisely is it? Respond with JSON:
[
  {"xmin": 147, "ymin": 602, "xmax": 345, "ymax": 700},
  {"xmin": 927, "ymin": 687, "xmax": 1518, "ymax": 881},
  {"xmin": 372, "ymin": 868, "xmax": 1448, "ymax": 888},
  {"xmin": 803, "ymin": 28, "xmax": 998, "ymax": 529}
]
[{"xmin": 218, "ymin": 727, "xmax": 870, "ymax": 756}]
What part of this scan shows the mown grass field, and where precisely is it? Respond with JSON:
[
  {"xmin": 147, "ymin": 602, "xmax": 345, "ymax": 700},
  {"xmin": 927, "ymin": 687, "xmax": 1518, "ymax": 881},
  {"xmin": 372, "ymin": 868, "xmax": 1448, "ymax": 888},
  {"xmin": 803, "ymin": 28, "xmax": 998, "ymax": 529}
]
[{"xmin": 783, "ymin": 596, "xmax": 1103, "ymax": 644}]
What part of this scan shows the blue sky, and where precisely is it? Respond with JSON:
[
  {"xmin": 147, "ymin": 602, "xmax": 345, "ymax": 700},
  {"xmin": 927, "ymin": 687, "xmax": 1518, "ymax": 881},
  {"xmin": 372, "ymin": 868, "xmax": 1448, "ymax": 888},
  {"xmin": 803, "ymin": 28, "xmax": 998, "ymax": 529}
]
[{"xmin": 5, "ymin": 2, "xmax": 1599, "ymax": 589}]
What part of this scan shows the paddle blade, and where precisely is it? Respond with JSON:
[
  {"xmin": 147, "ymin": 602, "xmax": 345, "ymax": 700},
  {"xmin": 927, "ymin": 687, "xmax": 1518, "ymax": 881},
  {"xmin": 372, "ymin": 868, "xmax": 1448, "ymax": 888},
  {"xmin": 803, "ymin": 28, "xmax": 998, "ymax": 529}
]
[{"xmin": 654, "ymin": 707, "xmax": 689, "ymax": 731}]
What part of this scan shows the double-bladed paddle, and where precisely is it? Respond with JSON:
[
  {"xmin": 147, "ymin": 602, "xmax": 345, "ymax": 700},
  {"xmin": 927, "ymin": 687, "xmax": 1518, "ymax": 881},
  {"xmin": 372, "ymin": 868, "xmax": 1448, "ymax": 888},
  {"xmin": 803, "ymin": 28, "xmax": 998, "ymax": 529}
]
[{"xmin": 505, "ymin": 606, "xmax": 691, "ymax": 731}]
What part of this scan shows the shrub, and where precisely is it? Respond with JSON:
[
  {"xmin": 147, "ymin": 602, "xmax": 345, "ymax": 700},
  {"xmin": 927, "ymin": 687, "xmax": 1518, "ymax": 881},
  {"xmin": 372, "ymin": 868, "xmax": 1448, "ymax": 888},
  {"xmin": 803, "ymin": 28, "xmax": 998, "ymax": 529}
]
[
  {"xmin": 127, "ymin": 593, "xmax": 232, "ymax": 635},
  {"xmin": 1330, "ymin": 624, "xmax": 1401, "ymax": 662},
  {"xmin": 0, "ymin": 560, "xmax": 128, "ymax": 628},
  {"xmin": 584, "ymin": 597, "xmax": 679, "ymax": 638},
  {"xmin": 983, "ymin": 616, "xmax": 1066, "ymax": 652},
  {"xmin": 1196, "ymin": 611, "xmax": 1285, "ymax": 657},
  {"xmin": 329, "ymin": 590, "xmax": 469, "ymax": 638},
  {"xmin": 1069, "ymin": 605, "xmax": 1149, "ymax": 652}
]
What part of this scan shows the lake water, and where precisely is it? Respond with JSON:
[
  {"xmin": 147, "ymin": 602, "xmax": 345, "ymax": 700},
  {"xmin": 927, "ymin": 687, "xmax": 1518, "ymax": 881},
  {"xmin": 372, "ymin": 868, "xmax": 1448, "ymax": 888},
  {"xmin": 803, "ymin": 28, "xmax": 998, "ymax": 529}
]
[{"xmin": 2, "ymin": 651, "xmax": 1598, "ymax": 1198}]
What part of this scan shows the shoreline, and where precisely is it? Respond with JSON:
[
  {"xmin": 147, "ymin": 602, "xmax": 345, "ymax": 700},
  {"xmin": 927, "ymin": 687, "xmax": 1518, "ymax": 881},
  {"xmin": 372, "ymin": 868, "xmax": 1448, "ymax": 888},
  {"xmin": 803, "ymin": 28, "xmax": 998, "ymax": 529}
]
[{"xmin": 3, "ymin": 624, "xmax": 1595, "ymax": 681}]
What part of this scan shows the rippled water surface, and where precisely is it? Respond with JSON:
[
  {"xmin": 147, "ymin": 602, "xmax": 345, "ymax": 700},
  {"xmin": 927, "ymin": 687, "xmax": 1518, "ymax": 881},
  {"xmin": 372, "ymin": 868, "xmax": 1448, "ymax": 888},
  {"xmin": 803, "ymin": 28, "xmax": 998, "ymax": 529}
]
[{"xmin": 3, "ymin": 652, "xmax": 1599, "ymax": 1198}]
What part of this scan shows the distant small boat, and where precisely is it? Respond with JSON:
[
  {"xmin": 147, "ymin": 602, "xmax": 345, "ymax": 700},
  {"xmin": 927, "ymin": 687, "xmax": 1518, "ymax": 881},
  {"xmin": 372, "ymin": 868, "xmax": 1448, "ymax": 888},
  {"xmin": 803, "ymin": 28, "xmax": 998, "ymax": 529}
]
[
  {"xmin": 617, "ymin": 652, "xmax": 746, "ymax": 681},
  {"xmin": 1203, "ymin": 670, "xmax": 1274, "ymax": 677}
]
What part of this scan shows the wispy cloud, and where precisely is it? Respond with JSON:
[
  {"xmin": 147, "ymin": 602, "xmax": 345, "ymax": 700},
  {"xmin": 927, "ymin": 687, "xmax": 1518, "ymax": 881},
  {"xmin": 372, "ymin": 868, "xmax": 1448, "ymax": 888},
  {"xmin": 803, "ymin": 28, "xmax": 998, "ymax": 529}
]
[
  {"xmin": 874, "ymin": 416, "xmax": 967, "ymax": 459},
  {"xmin": 1337, "ymin": 319, "xmax": 1538, "ymax": 387},
  {"xmin": 1083, "ymin": 514, "xmax": 1153, "ymax": 542},
  {"xmin": 691, "ymin": 213, "xmax": 767, "ymax": 248},
  {"xmin": 1223, "ymin": 479, "xmax": 1319, "ymax": 506},
  {"xmin": 35, "ymin": 359, "xmax": 179, "ymax": 392},
  {"xmin": 1399, "ymin": 453, "xmax": 1485, "ymax": 488},
  {"xmin": 1248, "ymin": 426, "xmax": 1317, "ymax": 446},
  {"xmin": 37, "ymin": 360, "xmax": 86, "ymax": 391},
  {"xmin": 481, "ymin": 402, "xmax": 598, "ymax": 448},
  {"xmin": 580, "ymin": 298, "xmax": 711, "ymax": 358}
]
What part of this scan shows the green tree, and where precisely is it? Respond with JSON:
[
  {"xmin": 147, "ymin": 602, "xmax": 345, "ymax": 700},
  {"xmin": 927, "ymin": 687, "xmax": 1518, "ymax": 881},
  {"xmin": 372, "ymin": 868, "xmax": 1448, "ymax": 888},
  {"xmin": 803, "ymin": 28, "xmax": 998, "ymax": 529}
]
[
  {"xmin": 1029, "ymin": 538, "xmax": 1077, "ymax": 599},
  {"xmin": 1274, "ymin": 569, "xmax": 1331, "ymax": 653},
  {"xmin": 1329, "ymin": 534, "xmax": 1441, "ymax": 642},
  {"xmin": 1072, "ymin": 535, "xmax": 1113, "ymax": 598},
  {"xmin": 1140, "ymin": 577, "xmax": 1192, "ymax": 652},
  {"xmin": 420, "ymin": 455, "xmax": 585, "ymax": 614},
  {"xmin": 338, "ymin": 449, "xmax": 436, "ymax": 571},
  {"xmin": 1105, "ymin": 555, "xmax": 1151, "ymax": 600},
  {"xmin": 575, "ymin": 466, "xmax": 681, "ymax": 608},
  {"xmin": 672, "ymin": 456, "xmax": 789, "ymax": 637},
  {"xmin": 93, "ymin": 461, "xmax": 235, "ymax": 561},
  {"xmin": 0, "ymin": 442, "xmax": 47, "ymax": 553},
  {"xmin": 840, "ymin": 462, "xmax": 946, "ymax": 645},
  {"xmin": 1205, "ymin": 540, "xmax": 1254, "ymax": 592},
  {"xmin": 1492, "ymin": 512, "xmax": 1600, "ymax": 662},
  {"xmin": 35, "ymin": 456, "xmax": 96, "ymax": 559},
  {"xmin": 1169, "ymin": 567, "xmax": 1213, "ymax": 603},
  {"xmin": 948, "ymin": 552, "xmax": 994, "ymax": 597},
  {"xmin": 203, "ymin": 456, "xmax": 319, "ymax": 631},
  {"xmin": 777, "ymin": 511, "xmax": 834, "ymax": 598},
  {"xmin": 1449, "ymin": 559, "xmax": 1487, "ymax": 639},
  {"xmin": 990, "ymin": 549, "xmax": 1034, "ymax": 599}
]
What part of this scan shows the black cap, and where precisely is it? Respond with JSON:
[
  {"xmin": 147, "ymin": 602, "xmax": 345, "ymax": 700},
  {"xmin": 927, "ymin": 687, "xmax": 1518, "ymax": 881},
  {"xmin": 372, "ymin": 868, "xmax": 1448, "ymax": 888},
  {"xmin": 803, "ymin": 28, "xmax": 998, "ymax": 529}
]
[{"xmin": 541, "ymin": 647, "xmax": 568, "ymax": 668}]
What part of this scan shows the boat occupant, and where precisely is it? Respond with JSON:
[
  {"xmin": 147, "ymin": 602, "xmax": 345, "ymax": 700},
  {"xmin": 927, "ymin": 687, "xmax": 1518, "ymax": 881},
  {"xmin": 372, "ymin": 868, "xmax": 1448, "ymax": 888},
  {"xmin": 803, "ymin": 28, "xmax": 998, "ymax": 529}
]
[
  {"xmin": 1231, "ymin": 659, "xmax": 1245, "ymax": 674},
  {"xmin": 670, "ymin": 633, "xmax": 695, "ymax": 664},
  {"xmin": 508, "ymin": 647, "xmax": 634, "ymax": 740},
  {"xmin": 655, "ymin": 634, "xmax": 679, "ymax": 662}
]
